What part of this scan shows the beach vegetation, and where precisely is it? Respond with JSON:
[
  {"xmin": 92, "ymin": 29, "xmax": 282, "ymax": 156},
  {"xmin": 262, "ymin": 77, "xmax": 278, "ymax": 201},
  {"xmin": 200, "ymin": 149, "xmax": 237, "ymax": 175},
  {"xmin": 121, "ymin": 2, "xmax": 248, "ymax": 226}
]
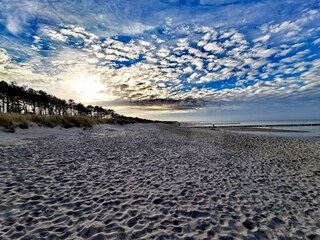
[{"xmin": 0, "ymin": 81, "xmax": 155, "ymax": 131}]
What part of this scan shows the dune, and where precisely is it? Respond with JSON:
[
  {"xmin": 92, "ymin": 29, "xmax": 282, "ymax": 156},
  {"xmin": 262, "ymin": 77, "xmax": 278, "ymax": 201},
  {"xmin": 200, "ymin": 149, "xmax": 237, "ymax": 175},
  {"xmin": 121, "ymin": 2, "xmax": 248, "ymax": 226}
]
[{"xmin": 0, "ymin": 124, "xmax": 319, "ymax": 239}]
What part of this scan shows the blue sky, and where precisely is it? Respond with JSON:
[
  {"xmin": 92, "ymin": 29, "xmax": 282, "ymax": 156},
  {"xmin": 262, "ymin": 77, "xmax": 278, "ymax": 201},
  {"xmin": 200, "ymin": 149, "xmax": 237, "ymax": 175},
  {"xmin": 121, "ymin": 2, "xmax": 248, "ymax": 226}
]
[{"xmin": 0, "ymin": 0, "xmax": 320, "ymax": 121}]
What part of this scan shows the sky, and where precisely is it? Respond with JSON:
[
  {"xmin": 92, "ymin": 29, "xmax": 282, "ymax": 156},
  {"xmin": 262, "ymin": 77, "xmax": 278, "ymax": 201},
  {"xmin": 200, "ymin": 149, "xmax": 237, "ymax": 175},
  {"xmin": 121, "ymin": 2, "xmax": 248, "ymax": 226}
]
[{"xmin": 0, "ymin": 0, "xmax": 320, "ymax": 121}]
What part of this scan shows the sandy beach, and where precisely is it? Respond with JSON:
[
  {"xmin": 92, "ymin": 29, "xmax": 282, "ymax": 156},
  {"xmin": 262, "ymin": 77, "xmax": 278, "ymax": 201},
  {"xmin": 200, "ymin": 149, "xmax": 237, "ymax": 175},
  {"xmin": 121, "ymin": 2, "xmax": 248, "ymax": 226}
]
[{"xmin": 0, "ymin": 124, "xmax": 319, "ymax": 240}]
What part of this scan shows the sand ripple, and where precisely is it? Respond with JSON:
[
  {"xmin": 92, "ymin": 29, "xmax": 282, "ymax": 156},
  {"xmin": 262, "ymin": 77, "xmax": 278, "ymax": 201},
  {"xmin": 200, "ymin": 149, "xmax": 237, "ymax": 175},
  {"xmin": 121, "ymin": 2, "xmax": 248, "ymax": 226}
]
[{"xmin": 0, "ymin": 124, "xmax": 320, "ymax": 239}]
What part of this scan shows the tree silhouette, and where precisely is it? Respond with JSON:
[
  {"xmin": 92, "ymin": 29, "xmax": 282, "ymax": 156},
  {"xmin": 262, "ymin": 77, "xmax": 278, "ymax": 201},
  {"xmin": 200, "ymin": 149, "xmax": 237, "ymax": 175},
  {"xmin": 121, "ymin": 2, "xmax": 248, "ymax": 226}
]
[{"xmin": 0, "ymin": 80, "xmax": 117, "ymax": 119}]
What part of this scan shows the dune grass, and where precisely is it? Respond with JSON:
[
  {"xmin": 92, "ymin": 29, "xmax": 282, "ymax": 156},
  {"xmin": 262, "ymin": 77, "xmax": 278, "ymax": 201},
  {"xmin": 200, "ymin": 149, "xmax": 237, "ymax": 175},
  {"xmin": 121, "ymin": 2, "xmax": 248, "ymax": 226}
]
[
  {"xmin": 0, "ymin": 113, "xmax": 109, "ymax": 131},
  {"xmin": 0, "ymin": 113, "xmax": 156, "ymax": 132},
  {"xmin": 0, "ymin": 113, "xmax": 96, "ymax": 130}
]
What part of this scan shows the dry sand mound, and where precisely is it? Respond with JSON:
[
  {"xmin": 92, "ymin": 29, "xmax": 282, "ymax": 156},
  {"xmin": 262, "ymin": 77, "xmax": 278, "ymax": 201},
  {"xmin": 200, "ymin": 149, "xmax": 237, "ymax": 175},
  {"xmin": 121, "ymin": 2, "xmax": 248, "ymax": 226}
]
[{"xmin": 0, "ymin": 124, "xmax": 319, "ymax": 239}]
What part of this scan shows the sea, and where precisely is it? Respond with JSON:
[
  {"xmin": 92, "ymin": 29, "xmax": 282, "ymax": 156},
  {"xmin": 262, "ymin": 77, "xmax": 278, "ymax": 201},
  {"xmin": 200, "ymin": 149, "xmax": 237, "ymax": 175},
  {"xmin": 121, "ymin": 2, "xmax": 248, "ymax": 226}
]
[{"xmin": 180, "ymin": 120, "xmax": 320, "ymax": 140}]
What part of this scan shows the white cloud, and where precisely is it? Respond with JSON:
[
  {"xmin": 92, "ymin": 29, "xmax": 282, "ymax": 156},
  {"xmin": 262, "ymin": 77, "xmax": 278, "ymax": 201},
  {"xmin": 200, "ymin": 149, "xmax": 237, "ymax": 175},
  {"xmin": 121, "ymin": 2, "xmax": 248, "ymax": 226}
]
[
  {"xmin": 126, "ymin": 22, "xmax": 154, "ymax": 34},
  {"xmin": 203, "ymin": 42, "xmax": 224, "ymax": 53},
  {"xmin": 259, "ymin": 9, "xmax": 320, "ymax": 43},
  {"xmin": 313, "ymin": 39, "xmax": 320, "ymax": 45},
  {"xmin": 253, "ymin": 47, "xmax": 277, "ymax": 58},
  {"xmin": 1, "ymin": 6, "xmax": 319, "ymax": 113},
  {"xmin": 6, "ymin": 15, "xmax": 22, "ymax": 34},
  {"xmin": 42, "ymin": 27, "xmax": 68, "ymax": 42},
  {"xmin": 253, "ymin": 34, "xmax": 270, "ymax": 43},
  {"xmin": 0, "ymin": 49, "xmax": 10, "ymax": 66},
  {"xmin": 269, "ymin": 21, "xmax": 300, "ymax": 34}
]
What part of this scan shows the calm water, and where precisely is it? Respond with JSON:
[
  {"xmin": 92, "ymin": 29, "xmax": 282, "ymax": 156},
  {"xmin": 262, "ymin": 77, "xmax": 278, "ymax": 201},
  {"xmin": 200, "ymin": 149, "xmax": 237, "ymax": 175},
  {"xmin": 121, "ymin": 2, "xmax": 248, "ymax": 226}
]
[{"xmin": 181, "ymin": 120, "xmax": 320, "ymax": 140}]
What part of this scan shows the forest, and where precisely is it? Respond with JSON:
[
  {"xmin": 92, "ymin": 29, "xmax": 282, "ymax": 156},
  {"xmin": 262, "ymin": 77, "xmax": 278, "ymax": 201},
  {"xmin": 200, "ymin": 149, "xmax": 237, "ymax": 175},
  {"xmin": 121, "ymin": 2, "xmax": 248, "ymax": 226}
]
[
  {"xmin": 0, "ymin": 81, "xmax": 158, "ymax": 131},
  {"xmin": 0, "ymin": 81, "xmax": 117, "ymax": 118}
]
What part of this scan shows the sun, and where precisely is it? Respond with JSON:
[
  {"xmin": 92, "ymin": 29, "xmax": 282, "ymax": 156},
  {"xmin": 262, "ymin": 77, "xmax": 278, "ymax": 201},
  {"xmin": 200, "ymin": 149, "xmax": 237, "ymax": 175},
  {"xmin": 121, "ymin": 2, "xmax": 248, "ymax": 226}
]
[{"xmin": 75, "ymin": 75, "xmax": 103, "ymax": 102}]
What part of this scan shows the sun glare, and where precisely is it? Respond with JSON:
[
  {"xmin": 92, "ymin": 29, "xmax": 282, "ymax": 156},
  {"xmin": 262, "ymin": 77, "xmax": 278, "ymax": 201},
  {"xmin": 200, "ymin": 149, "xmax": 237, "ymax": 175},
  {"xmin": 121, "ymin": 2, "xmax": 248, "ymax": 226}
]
[{"xmin": 75, "ymin": 75, "xmax": 103, "ymax": 101}]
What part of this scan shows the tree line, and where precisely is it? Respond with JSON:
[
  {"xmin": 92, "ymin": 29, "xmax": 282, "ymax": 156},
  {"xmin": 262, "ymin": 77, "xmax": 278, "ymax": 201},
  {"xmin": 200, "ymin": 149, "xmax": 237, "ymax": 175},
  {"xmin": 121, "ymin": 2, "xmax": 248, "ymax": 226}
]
[{"xmin": 0, "ymin": 81, "xmax": 117, "ymax": 119}]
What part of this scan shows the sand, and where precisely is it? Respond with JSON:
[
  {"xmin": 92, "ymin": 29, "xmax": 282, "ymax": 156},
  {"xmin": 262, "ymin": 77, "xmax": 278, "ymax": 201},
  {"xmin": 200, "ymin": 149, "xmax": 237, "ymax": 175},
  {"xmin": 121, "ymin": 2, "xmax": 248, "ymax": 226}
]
[{"xmin": 0, "ymin": 124, "xmax": 319, "ymax": 240}]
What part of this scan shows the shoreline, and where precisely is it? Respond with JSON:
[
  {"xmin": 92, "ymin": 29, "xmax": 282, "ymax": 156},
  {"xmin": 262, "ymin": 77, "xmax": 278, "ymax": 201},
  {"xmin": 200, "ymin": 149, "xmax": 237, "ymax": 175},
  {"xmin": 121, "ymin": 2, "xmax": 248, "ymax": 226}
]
[
  {"xmin": 186, "ymin": 125, "xmax": 320, "ymax": 140},
  {"xmin": 222, "ymin": 127, "xmax": 309, "ymax": 133}
]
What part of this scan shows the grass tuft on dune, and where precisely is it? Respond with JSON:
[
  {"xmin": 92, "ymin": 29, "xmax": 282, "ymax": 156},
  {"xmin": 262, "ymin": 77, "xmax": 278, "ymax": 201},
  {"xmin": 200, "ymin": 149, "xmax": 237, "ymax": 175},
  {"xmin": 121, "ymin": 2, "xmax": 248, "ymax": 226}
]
[{"xmin": 0, "ymin": 113, "xmax": 154, "ymax": 132}]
